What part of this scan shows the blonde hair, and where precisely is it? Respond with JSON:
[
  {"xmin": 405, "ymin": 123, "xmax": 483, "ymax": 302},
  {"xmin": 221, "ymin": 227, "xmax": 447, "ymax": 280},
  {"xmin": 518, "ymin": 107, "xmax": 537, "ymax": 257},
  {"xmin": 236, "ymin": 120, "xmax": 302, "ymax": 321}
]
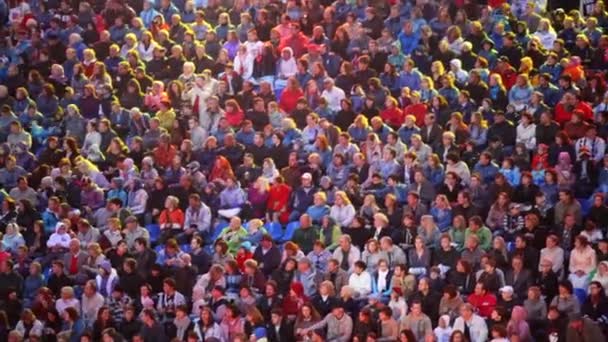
[
  {"xmin": 314, "ymin": 192, "xmax": 327, "ymax": 203},
  {"xmin": 319, "ymin": 281, "xmax": 336, "ymax": 296},
  {"xmin": 334, "ymin": 191, "xmax": 351, "ymax": 205}
]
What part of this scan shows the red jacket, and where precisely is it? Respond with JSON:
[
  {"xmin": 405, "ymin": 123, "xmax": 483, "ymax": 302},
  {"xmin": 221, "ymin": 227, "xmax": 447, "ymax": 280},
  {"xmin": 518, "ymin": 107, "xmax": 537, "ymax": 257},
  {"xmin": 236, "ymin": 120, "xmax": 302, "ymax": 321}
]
[
  {"xmin": 279, "ymin": 88, "xmax": 304, "ymax": 113},
  {"xmin": 235, "ymin": 251, "xmax": 253, "ymax": 272},
  {"xmin": 281, "ymin": 282, "xmax": 308, "ymax": 316},
  {"xmin": 225, "ymin": 109, "xmax": 244, "ymax": 128},
  {"xmin": 268, "ymin": 183, "xmax": 292, "ymax": 224},
  {"xmin": 404, "ymin": 103, "xmax": 428, "ymax": 127},
  {"xmin": 153, "ymin": 145, "xmax": 177, "ymax": 168},
  {"xmin": 159, "ymin": 208, "xmax": 185, "ymax": 230},
  {"xmin": 555, "ymin": 102, "xmax": 594, "ymax": 126},
  {"xmin": 279, "ymin": 33, "xmax": 309, "ymax": 58},
  {"xmin": 467, "ymin": 293, "xmax": 497, "ymax": 318},
  {"xmin": 488, "ymin": 0, "xmax": 507, "ymax": 8},
  {"xmin": 381, "ymin": 107, "xmax": 404, "ymax": 128},
  {"xmin": 531, "ymin": 152, "xmax": 550, "ymax": 170},
  {"xmin": 493, "ymin": 66, "xmax": 517, "ymax": 90}
]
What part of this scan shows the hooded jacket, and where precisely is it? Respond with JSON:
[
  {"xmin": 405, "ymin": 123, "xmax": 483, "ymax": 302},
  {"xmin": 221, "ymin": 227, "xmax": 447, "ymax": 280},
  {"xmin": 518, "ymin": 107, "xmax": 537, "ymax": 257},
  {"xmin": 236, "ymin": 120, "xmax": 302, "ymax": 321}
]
[{"xmin": 46, "ymin": 223, "xmax": 71, "ymax": 249}]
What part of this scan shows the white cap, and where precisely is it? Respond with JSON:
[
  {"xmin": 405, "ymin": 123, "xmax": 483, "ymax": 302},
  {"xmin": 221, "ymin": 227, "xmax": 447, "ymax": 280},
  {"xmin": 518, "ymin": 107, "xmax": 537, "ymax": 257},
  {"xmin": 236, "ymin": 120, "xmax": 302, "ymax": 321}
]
[{"xmin": 499, "ymin": 286, "xmax": 514, "ymax": 294}]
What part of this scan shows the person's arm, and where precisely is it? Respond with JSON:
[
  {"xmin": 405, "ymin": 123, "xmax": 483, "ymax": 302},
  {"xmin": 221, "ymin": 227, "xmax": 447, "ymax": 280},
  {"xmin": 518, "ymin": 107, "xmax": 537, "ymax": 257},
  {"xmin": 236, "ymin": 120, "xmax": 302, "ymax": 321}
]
[
  {"xmin": 333, "ymin": 317, "xmax": 353, "ymax": 342},
  {"xmin": 300, "ymin": 315, "xmax": 329, "ymax": 335}
]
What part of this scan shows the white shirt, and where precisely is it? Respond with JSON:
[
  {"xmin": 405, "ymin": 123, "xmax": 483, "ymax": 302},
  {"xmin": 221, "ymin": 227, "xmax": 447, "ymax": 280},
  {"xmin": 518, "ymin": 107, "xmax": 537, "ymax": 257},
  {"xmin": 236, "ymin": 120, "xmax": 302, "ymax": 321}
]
[
  {"xmin": 377, "ymin": 269, "xmax": 389, "ymax": 293},
  {"xmin": 516, "ymin": 123, "xmax": 537, "ymax": 150},
  {"xmin": 330, "ymin": 204, "xmax": 356, "ymax": 227},
  {"xmin": 539, "ymin": 246, "xmax": 564, "ymax": 273},
  {"xmin": 233, "ymin": 53, "xmax": 255, "ymax": 80},
  {"xmin": 348, "ymin": 271, "xmax": 372, "ymax": 296},
  {"xmin": 576, "ymin": 136, "xmax": 606, "ymax": 162},
  {"xmin": 321, "ymin": 86, "xmax": 346, "ymax": 111},
  {"xmin": 244, "ymin": 40, "xmax": 264, "ymax": 58},
  {"xmin": 453, "ymin": 315, "xmax": 488, "ymax": 342},
  {"xmin": 138, "ymin": 41, "xmax": 158, "ymax": 62}
]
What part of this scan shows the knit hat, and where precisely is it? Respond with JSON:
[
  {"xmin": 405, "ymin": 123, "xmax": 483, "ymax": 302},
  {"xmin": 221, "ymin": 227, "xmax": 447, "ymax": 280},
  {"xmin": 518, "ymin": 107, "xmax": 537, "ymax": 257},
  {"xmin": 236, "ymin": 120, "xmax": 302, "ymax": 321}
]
[
  {"xmin": 254, "ymin": 327, "xmax": 267, "ymax": 338},
  {"xmin": 100, "ymin": 261, "xmax": 112, "ymax": 274},
  {"xmin": 240, "ymin": 241, "xmax": 253, "ymax": 252}
]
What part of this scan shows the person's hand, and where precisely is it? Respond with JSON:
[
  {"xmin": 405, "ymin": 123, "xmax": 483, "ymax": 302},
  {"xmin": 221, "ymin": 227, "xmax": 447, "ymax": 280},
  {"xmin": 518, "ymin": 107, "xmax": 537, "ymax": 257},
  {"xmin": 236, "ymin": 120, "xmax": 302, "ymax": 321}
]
[{"xmin": 153, "ymin": 208, "xmax": 160, "ymax": 216}]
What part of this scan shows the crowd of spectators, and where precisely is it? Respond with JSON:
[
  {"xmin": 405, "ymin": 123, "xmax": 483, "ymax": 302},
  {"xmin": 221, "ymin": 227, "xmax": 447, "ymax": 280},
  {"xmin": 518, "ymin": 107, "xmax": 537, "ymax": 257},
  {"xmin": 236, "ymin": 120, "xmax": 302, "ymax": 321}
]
[{"xmin": 0, "ymin": 0, "xmax": 608, "ymax": 341}]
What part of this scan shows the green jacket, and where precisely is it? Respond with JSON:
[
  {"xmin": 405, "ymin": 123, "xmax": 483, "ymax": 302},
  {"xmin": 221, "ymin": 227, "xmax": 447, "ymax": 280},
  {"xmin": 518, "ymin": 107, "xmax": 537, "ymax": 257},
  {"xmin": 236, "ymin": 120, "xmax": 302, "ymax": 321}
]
[
  {"xmin": 319, "ymin": 224, "xmax": 342, "ymax": 251},
  {"xmin": 218, "ymin": 226, "xmax": 248, "ymax": 254},
  {"xmin": 464, "ymin": 226, "xmax": 492, "ymax": 251},
  {"xmin": 292, "ymin": 225, "xmax": 320, "ymax": 254}
]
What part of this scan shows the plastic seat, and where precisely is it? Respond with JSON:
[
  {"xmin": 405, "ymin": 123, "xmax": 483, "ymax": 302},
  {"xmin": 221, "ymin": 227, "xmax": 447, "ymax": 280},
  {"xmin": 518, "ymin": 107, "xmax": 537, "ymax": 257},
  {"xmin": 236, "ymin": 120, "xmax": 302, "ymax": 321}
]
[
  {"xmin": 181, "ymin": 244, "xmax": 192, "ymax": 253},
  {"xmin": 265, "ymin": 222, "xmax": 283, "ymax": 241},
  {"xmin": 574, "ymin": 288, "xmax": 587, "ymax": 304},
  {"xmin": 210, "ymin": 222, "xmax": 229, "ymax": 243},
  {"xmin": 146, "ymin": 224, "xmax": 161, "ymax": 244},
  {"xmin": 280, "ymin": 221, "xmax": 300, "ymax": 243}
]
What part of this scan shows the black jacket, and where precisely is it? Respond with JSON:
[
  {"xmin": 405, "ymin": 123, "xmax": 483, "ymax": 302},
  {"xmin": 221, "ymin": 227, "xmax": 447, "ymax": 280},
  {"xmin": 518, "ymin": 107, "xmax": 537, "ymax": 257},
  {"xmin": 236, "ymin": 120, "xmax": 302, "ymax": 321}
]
[
  {"xmin": 535, "ymin": 121, "xmax": 560, "ymax": 146},
  {"xmin": 266, "ymin": 320, "xmax": 295, "ymax": 342},
  {"xmin": 253, "ymin": 245, "xmax": 282, "ymax": 277},
  {"xmin": 488, "ymin": 120, "xmax": 516, "ymax": 147}
]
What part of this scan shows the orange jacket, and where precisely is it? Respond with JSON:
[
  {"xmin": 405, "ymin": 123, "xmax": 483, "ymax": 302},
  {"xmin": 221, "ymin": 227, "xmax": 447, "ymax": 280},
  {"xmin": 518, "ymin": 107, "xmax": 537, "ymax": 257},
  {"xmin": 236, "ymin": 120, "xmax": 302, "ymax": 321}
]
[{"xmin": 159, "ymin": 208, "xmax": 185, "ymax": 230}]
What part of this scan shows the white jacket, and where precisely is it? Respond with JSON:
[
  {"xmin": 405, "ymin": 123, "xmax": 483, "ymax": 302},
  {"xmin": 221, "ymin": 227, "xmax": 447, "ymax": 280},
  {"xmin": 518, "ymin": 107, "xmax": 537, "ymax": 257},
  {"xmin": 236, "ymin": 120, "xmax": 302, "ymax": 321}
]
[
  {"xmin": 516, "ymin": 123, "xmax": 537, "ymax": 150},
  {"xmin": 233, "ymin": 52, "xmax": 254, "ymax": 80},
  {"xmin": 330, "ymin": 204, "xmax": 356, "ymax": 227},
  {"xmin": 95, "ymin": 268, "xmax": 119, "ymax": 296},
  {"xmin": 348, "ymin": 271, "xmax": 372, "ymax": 296},
  {"xmin": 277, "ymin": 55, "xmax": 297, "ymax": 79},
  {"xmin": 533, "ymin": 30, "xmax": 557, "ymax": 50},
  {"xmin": 46, "ymin": 223, "xmax": 71, "ymax": 249},
  {"xmin": 321, "ymin": 86, "xmax": 346, "ymax": 112},
  {"xmin": 453, "ymin": 315, "xmax": 488, "ymax": 342},
  {"xmin": 138, "ymin": 41, "xmax": 158, "ymax": 62},
  {"xmin": 15, "ymin": 319, "xmax": 44, "ymax": 337},
  {"xmin": 188, "ymin": 83, "xmax": 215, "ymax": 131}
]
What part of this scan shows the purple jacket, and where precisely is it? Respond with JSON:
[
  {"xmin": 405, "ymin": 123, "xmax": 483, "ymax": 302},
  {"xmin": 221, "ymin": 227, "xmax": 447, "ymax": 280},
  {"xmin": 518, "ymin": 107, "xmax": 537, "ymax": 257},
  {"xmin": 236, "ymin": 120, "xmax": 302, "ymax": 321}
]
[{"xmin": 81, "ymin": 187, "xmax": 105, "ymax": 210}]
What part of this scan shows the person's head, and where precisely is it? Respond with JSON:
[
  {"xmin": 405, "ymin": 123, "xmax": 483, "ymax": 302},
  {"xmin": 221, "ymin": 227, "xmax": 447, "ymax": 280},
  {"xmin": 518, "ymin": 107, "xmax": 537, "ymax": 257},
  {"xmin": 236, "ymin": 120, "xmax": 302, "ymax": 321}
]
[{"xmin": 410, "ymin": 300, "xmax": 423, "ymax": 316}]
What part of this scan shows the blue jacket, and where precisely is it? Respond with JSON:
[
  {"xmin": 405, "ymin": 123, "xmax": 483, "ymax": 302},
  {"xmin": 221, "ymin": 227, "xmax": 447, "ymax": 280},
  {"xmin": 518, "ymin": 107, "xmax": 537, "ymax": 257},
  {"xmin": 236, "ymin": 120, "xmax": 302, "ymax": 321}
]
[
  {"xmin": 398, "ymin": 31, "xmax": 420, "ymax": 55},
  {"xmin": 439, "ymin": 87, "xmax": 460, "ymax": 107},
  {"xmin": 348, "ymin": 126, "xmax": 371, "ymax": 143},
  {"xmin": 500, "ymin": 167, "xmax": 521, "ymax": 186},
  {"xmin": 399, "ymin": 69, "xmax": 422, "ymax": 91},
  {"xmin": 24, "ymin": 274, "xmax": 45, "ymax": 302},
  {"xmin": 392, "ymin": 184, "xmax": 409, "ymax": 204},
  {"xmin": 430, "ymin": 207, "xmax": 453, "ymax": 232},
  {"xmin": 508, "ymin": 85, "xmax": 533, "ymax": 106},
  {"xmin": 423, "ymin": 165, "xmax": 445, "ymax": 187},
  {"xmin": 283, "ymin": 128, "xmax": 302, "ymax": 147},
  {"xmin": 397, "ymin": 125, "xmax": 420, "ymax": 146},
  {"xmin": 384, "ymin": 17, "xmax": 403, "ymax": 37},
  {"xmin": 326, "ymin": 164, "xmax": 349, "ymax": 187},
  {"xmin": 322, "ymin": 52, "xmax": 342, "ymax": 78},
  {"xmin": 160, "ymin": 3, "xmax": 179, "ymax": 23},
  {"xmin": 219, "ymin": 186, "xmax": 246, "ymax": 209},
  {"xmin": 334, "ymin": 2, "xmax": 352, "ymax": 21},
  {"xmin": 36, "ymin": 95, "xmax": 59, "ymax": 117},
  {"xmin": 535, "ymin": 84, "xmax": 561, "ymax": 107},
  {"xmin": 139, "ymin": 7, "xmax": 160, "ymax": 28},
  {"xmin": 473, "ymin": 162, "xmax": 500, "ymax": 184},
  {"xmin": 290, "ymin": 186, "xmax": 316, "ymax": 214},
  {"xmin": 306, "ymin": 205, "xmax": 330, "ymax": 224},
  {"xmin": 538, "ymin": 63, "xmax": 563, "ymax": 83}
]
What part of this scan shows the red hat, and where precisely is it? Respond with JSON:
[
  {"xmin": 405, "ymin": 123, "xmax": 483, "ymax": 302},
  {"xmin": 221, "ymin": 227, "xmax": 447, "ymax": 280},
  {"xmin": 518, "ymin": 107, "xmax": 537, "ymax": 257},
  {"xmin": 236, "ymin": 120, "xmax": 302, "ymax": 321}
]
[{"xmin": 307, "ymin": 44, "xmax": 320, "ymax": 52}]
